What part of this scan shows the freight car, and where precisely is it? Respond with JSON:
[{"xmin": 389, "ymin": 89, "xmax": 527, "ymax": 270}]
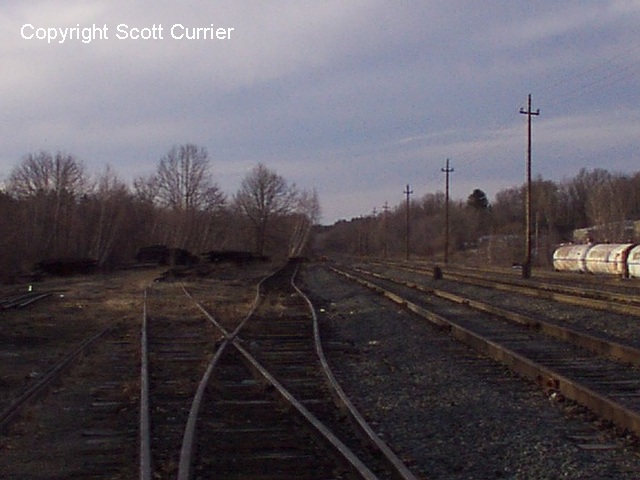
[{"xmin": 553, "ymin": 243, "xmax": 640, "ymax": 278}]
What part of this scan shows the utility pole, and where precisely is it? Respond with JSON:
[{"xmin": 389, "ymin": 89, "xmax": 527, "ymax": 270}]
[
  {"xmin": 404, "ymin": 184, "xmax": 413, "ymax": 260},
  {"xmin": 441, "ymin": 158, "xmax": 454, "ymax": 265},
  {"xmin": 519, "ymin": 94, "xmax": 539, "ymax": 279},
  {"xmin": 382, "ymin": 201, "xmax": 389, "ymax": 259}
]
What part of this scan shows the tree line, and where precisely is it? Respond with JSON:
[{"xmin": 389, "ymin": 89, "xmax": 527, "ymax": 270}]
[
  {"xmin": 314, "ymin": 168, "xmax": 640, "ymax": 267},
  {"xmin": 0, "ymin": 144, "xmax": 320, "ymax": 282}
]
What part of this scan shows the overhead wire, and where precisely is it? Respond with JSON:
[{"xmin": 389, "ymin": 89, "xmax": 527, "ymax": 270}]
[{"xmin": 449, "ymin": 33, "xmax": 640, "ymax": 185}]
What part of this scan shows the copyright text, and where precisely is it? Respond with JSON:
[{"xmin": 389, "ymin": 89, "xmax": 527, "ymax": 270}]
[{"xmin": 20, "ymin": 23, "xmax": 235, "ymax": 44}]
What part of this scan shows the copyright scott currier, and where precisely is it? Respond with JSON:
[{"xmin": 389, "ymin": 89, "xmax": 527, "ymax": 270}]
[{"xmin": 20, "ymin": 23, "xmax": 235, "ymax": 44}]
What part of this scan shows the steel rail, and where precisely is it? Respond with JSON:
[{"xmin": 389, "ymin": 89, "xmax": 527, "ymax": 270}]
[
  {"xmin": 382, "ymin": 260, "xmax": 640, "ymax": 316},
  {"xmin": 178, "ymin": 267, "xmax": 392, "ymax": 480},
  {"xmin": 0, "ymin": 326, "xmax": 112, "ymax": 429},
  {"xmin": 176, "ymin": 268, "xmax": 277, "ymax": 480},
  {"xmin": 353, "ymin": 265, "xmax": 640, "ymax": 367},
  {"xmin": 332, "ymin": 265, "xmax": 640, "ymax": 438},
  {"xmin": 291, "ymin": 265, "xmax": 420, "ymax": 480},
  {"xmin": 231, "ymin": 336, "xmax": 381, "ymax": 480},
  {"xmin": 16, "ymin": 292, "xmax": 52, "ymax": 308},
  {"xmin": 139, "ymin": 289, "xmax": 152, "ymax": 480},
  {"xmin": 434, "ymin": 261, "xmax": 640, "ymax": 291},
  {"xmin": 1, "ymin": 291, "xmax": 51, "ymax": 309},
  {"xmin": 443, "ymin": 267, "xmax": 640, "ymax": 311}
]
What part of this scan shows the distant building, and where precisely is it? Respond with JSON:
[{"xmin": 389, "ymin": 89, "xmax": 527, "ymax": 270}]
[{"xmin": 572, "ymin": 220, "xmax": 640, "ymax": 244}]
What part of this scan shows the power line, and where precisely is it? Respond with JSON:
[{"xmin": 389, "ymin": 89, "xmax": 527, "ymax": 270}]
[{"xmin": 453, "ymin": 41, "xmax": 640, "ymax": 174}]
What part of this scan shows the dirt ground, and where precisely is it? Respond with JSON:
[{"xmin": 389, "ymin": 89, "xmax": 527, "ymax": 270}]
[
  {"xmin": 0, "ymin": 268, "xmax": 158, "ymax": 406},
  {"xmin": 0, "ymin": 262, "xmax": 278, "ymax": 479},
  {"xmin": 3, "ymin": 261, "xmax": 640, "ymax": 480},
  {"xmin": 0, "ymin": 262, "xmax": 279, "ymax": 409}
]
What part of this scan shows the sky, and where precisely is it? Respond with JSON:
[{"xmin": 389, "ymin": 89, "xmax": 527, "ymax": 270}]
[{"xmin": 2, "ymin": 1, "xmax": 640, "ymax": 224}]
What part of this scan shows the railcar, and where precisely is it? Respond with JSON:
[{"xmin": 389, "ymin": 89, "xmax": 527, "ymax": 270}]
[
  {"xmin": 553, "ymin": 243, "xmax": 639, "ymax": 278},
  {"xmin": 583, "ymin": 243, "xmax": 634, "ymax": 276},
  {"xmin": 626, "ymin": 245, "xmax": 640, "ymax": 279},
  {"xmin": 552, "ymin": 244, "xmax": 592, "ymax": 273}
]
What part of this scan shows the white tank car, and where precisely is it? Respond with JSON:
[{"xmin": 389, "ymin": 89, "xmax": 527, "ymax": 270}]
[
  {"xmin": 583, "ymin": 243, "xmax": 634, "ymax": 276},
  {"xmin": 552, "ymin": 244, "xmax": 592, "ymax": 273}
]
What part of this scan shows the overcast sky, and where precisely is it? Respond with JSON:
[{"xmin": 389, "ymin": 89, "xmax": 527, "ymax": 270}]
[{"xmin": 2, "ymin": 1, "xmax": 640, "ymax": 223}]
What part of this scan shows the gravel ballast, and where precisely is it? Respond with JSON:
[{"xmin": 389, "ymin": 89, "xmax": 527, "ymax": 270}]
[{"xmin": 302, "ymin": 264, "xmax": 640, "ymax": 480}]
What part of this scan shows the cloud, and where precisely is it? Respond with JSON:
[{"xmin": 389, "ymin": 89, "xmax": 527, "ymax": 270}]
[
  {"xmin": 478, "ymin": 1, "xmax": 640, "ymax": 49},
  {"xmin": 1, "ymin": 1, "xmax": 640, "ymax": 224}
]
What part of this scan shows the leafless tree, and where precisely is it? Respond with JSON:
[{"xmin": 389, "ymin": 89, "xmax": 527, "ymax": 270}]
[
  {"xmin": 234, "ymin": 163, "xmax": 298, "ymax": 256},
  {"xmin": 156, "ymin": 144, "xmax": 224, "ymax": 211},
  {"xmin": 0, "ymin": 191, "xmax": 23, "ymax": 281},
  {"xmin": 7, "ymin": 151, "xmax": 86, "ymax": 198},
  {"xmin": 288, "ymin": 188, "xmax": 321, "ymax": 257},
  {"xmin": 586, "ymin": 172, "xmax": 630, "ymax": 242},
  {"xmin": 133, "ymin": 174, "xmax": 160, "ymax": 204},
  {"xmin": 6, "ymin": 151, "xmax": 87, "ymax": 259},
  {"xmin": 139, "ymin": 144, "xmax": 226, "ymax": 250},
  {"xmin": 85, "ymin": 166, "xmax": 131, "ymax": 267}
]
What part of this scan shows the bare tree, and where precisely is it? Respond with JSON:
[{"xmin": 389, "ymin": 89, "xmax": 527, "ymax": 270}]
[
  {"xmin": 586, "ymin": 173, "xmax": 629, "ymax": 242},
  {"xmin": 133, "ymin": 174, "xmax": 160, "ymax": 204},
  {"xmin": 234, "ymin": 163, "xmax": 297, "ymax": 256},
  {"xmin": 142, "ymin": 144, "xmax": 225, "ymax": 250},
  {"xmin": 86, "ymin": 166, "xmax": 131, "ymax": 267},
  {"xmin": 0, "ymin": 191, "xmax": 23, "ymax": 281},
  {"xmin": 156, "ymin": 144, "xmax": 224, "ymax": 211},
  {"xmin": 7, "ymin": 151, "xmax": 87, "ymax": 259},
  {"xmin": 8, "ymin": 151, "xmax": 86, "ymax": 198},
  {"xmin": 288, "ymin": 188, "xmax": 321, "ymax": 257}
]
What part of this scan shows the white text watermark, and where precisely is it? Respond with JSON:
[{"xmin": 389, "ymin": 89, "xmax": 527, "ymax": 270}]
[{"xmin": 20, "ymin": 23, "xmax": 235, "ymax": 44}]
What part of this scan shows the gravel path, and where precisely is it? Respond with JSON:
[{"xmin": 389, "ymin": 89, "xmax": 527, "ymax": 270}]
[{"xmin": 302, "ymin": 264, "xmax": 640, "ymax": 480}]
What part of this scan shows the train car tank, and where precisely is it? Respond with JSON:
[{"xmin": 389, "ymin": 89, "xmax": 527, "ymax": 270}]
[
  {"xmin": 583, "ymin": 243, "xmax": 634, "ymax": 277},
  {"xmin": 552, "ymin": 244, "xmax": 592, "ymax": 273},
  {"xmin": 626, "ymin": 245, "xmax": 640, "ymax": 278}
]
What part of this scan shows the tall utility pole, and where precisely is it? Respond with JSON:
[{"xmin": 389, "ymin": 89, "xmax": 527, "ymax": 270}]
[
  {"xmin": 382, "ymin": 201, "xmax": 389, "ymax": 259},
  {"xmin": 404, "ymin": 184, "xmax": 413, "ymax": 260},
  {"xmin": 519, "ymin": 94, "xmax": 540, "ymax": 279},
  {"xmin": 441, "ymin": 158, "xmax": 454, "ymax": 264}
]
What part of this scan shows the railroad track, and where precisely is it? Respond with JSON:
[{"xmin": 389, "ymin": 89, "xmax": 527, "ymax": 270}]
[
  {"xmin": 371, "ymin": 259, "xmax": 640, "ymax": 316},
  {"xmin": 439, "ymin": 261, "xmax": 640, "ymax": 291},
  {"xmin": 3, "ymin": 263, "xmax": 419, "ymax": 479},
  {"xmin": 141, "ymin": 283, "xmax": 222, "ymax": 478},
  {"xmin": 141, "ymin": 261, "xmax": 420, "ymax": 480},
  {"xmin": 0, "ymin": 290, "xmax": 52, "ymax": 309},
  {"xmin": 331, "ymin": 263, "xmax": 640, "ymax": 440},
  {"xmin": 0, "ymin": 322, "xmax": 140, "ymax": 478},
  {"xmin": 0, "ymin": 325, "xmax": 113, "ymax": 430},
  {"xmin": 2, "ymin": 263, "xmax": 419, "ymax": 478},
  {"xmin": 352, "ymin": 264, "xmax": 640, "ymax": 365}
]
